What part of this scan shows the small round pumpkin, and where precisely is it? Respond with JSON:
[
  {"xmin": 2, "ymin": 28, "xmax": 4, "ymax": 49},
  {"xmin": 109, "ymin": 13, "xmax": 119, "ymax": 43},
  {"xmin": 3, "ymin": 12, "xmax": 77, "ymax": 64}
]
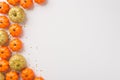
[
  {"xmin": 0, "ymin": 46, "xmax": 11, "ymax": 60},
  {"xmin": 20, "ymin": 0, "xmax": 33, "ymax": 9},
  {"xmin": 0, "ymin": 30, "xmax": 9, "ymax": 46},
  {"xmin": 0, "ymin": 2, "xmax": 10, "ymax": 14},
  {"xmin": 6, "ymin": 71, "xmax": 19, "ymax": 80},
  {"xmin": 21, "ymin": 68, "xmax": 35, "ymax": 80},
  {"xmin": 9, "ymin": 54, "xmax": 26, "ymax": 71},
  {"xmin": 0, "ymin": 59, "xmax": 9, "ymax": 72},
  {"xmin": 9, "ymin": 24, "xmax": 22, "ymax": 37},
  {"xmin": 8, "ymin": 6, "xmax": 25, "ymax": 23},
  {"xmin": 7, "ymin": 0, "xmax": 20, "ymax": 6},
  {"xmin": 0, "ymin": 72, "xmax": 5, "ymax": 80},
  {"xmin": 9, "ymin": 38, "xmax": 22, "ymax": 51},
  {"xmin": 0, "ymin": 16, "xmax": 10, "ymax": 28},
  {"xmin": 34, "ymin": 77, "xmax": 44, "ymax": 80}
]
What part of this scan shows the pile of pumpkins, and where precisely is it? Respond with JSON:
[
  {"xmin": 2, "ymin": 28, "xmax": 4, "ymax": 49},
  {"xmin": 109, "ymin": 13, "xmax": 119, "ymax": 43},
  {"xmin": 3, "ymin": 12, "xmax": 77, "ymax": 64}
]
[{"xmin": 0, "ymin": 0, "xmax": 46, "ymax": 80}]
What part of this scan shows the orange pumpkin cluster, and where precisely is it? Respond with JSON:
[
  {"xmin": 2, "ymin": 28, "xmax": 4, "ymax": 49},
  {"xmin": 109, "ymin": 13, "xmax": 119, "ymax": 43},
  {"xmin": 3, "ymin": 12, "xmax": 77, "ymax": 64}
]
[{"xmin": 0, "ymin": 0, "xmax": 46, "ymax": 80}]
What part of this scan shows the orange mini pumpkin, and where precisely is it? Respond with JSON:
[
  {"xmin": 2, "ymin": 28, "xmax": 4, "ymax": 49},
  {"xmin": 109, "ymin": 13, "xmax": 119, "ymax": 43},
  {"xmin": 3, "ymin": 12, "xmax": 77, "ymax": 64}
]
[
  {"xmin": 0, "ymin": 59, "xmax": 9, "ymax": 72},
  {"xmin": 0, "ymin": 16, "xmax": 10, "ymax": 28},
  {"xmin": 9, "ymin": 24, "xmax": 22, "ymax": 37},
  {"xmin": 34, "ymin": 77, "xmax": 44, "ymax": 80},
  {"xmin": 0, "ymin": 2, "xmax": 10, "ymax": 14},
  {"xmin": 7, "ymin": 0, "xmax": 20, "ymax": 6},
  {"xmin": 20, "ymin": 0, "xmax": 33, "ymax": 9},
  {"xmin": 9, "ymin": 38, "xmax": 22, "ymax": 51},
  {"xmin": 21, "ymin": 68, "xmax": 35, "ymax": 80},
  {"xmin": 34, "ymin": 0, "xmax": 46, "ymax": 5},
  {"xmin": 6, "ymin": 71, "xmax": 19, "ymax": 80},
  {"xmin": 0, "ymin": 46, "xmax": 11, "ymax": 60}
]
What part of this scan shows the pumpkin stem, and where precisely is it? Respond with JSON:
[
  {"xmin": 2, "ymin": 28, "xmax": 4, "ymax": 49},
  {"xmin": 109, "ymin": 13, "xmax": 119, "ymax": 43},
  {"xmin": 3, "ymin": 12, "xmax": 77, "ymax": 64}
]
[
  {"xmin": 13, "ymin": 13, "xmax": 17, "ymax": 17},
  {"xmin": 0, "ymin": 64, "xmax": 2, "ymax": 67},
  {"xmin": 10, "ymin": 76, "xmax": 12, "ymax": 79},
  {"xmin": 24, "ymin": 0, "xmax": 27, "ymax": 3},
  {"xmin": 14, "ymin": 43, "xmax": 16, "ymax": 46}
]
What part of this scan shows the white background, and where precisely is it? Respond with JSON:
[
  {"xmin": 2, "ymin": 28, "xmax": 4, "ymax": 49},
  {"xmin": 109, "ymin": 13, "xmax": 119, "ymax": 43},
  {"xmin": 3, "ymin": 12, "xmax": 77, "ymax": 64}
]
[{"xmin": 2, "ymin": 0, "xmax": 120, "ymax": 80}]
